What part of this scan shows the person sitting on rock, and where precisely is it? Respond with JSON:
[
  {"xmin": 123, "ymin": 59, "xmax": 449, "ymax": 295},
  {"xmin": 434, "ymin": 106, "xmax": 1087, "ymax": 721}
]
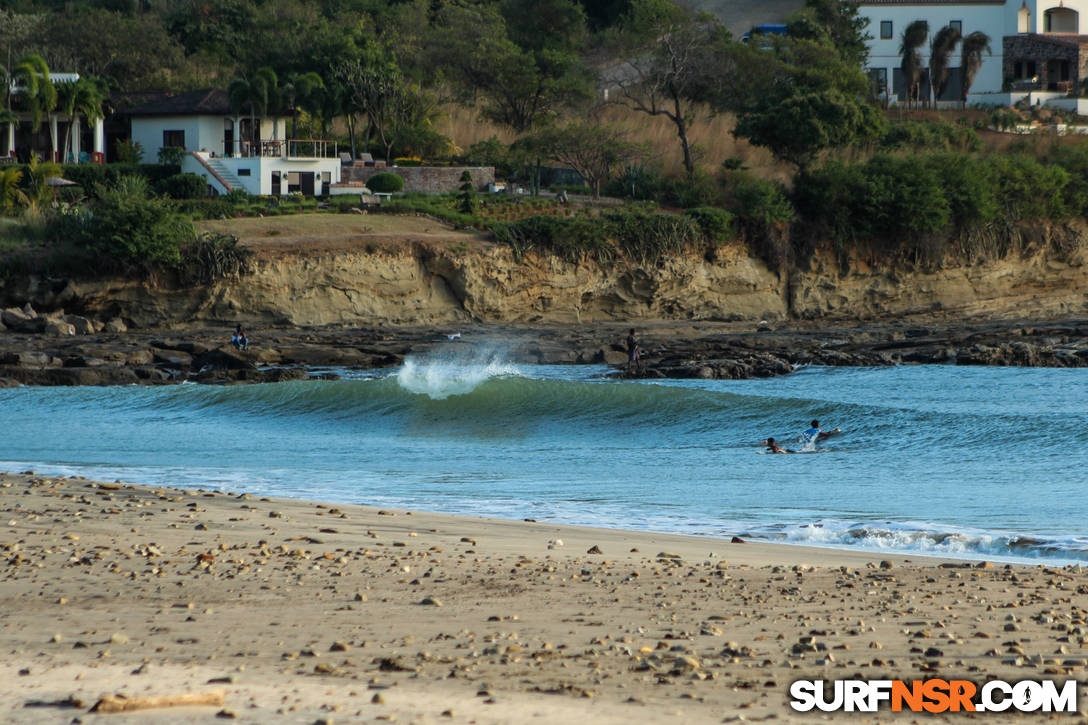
[{"xmin": 231, "ymin": 324, "xmax": 249, "ymax": 351}]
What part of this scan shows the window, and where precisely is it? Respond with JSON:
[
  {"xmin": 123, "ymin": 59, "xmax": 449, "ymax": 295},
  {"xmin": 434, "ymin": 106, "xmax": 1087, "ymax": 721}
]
[
  {"xmin": 237, "ymin": 168, "xmax": 251, "ymax": 176},
  {"xmin": 162, "ymin": 130, "xmax": 185, "ymax": 149},
  {"xmin": 949, "ymin": 20, "xmax": 962, "ymax": 33},
  {"xmin": 880, "ymin": 20, "xmax": 893, "ymax": 39}
]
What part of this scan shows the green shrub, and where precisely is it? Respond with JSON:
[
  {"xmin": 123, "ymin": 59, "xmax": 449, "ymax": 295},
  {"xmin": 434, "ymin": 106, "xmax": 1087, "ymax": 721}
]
[
  {"xmin": 331, "ymin": 196, "xmax": 361, "ymax": 213},
  {"xmin": 60, "ymin": 164, "xmax": 180, "ymax": 197},
  {"xmin": 491, "ymin": 210, "xmax": 700, "ymax": 265},
  {"xmin": 50, "ymin": 176, "xmax": 195, "ymax": 268},
  {"xmin": 157, "ymin": 173, "xmax": 208, "ymax": 200},
  {"xmin": 222, "ymin": 188, "xmax": 250, "ymax": 204},
  {"xmin": 157, "ymin": 146, "xmax": 187, "ymax": 165},
  {"xmin": 177, "ymin": 231, "xmax": 255, "ymax": 286},
  {"xmin": 731, "ymin": 174, "xmax": 796, "ymax": 269},
  {"xmin": 684, "ymin": 207, "xmax": 735, "ymax": 242},
  {"xmin": 879, "ymin": 120, "xmax": 982, "ymax": 152},
  {"xmin": 491, "ymin": 215, "xmax": 614, "ymax": 263},
  {"xmin": 607, "ymin": 211, "xmax": 700, "ymax": 263},
  {"xmin": 367, "ymin": 172, "xmax": 405, "ymax": 193},
  {"xmin": 603, "ymin": 165, "xmax": 664, "ymax": 200},
  {"xmin": 114, "ymin": 139, "xmax": 144, "ymax": 163},
  {"xmin": 989, "ymin": 154, "xmax": 1069, "ymax": 222},
  {"xmin": 660, "ymin": 172, "xmax": 722, "ymax": 209}
]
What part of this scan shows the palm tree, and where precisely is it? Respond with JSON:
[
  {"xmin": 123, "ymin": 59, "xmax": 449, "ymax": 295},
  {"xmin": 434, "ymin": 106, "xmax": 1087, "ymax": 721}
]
[
  {"xmin": 11, "ymin": 55, "xmax": 56, "ymax": 134},
  {"xmin": 55, "ymin": 77, "xmax": 106, "ymax": 163},
  {"xmin": 0, "ymin": 166, "xmax": 28, "ymax": 213},
  {"xmin": 899, "ymin": 20, "xmax": 929, "ymax": 109},
  {"xmin": 23, "ymin": 153, "xmax": 61, "ymax": 211},
  {"xmin": 929, "ymin": 25, "xmax": 962, "ymax": 105},
  {"xmin": 279, "ymin": 72, "xmax": 324, "ymax": 140},
  {"xmin": 228, "ymin": 67, "xmax": 279, "ymax": 155},
  {"xmin": 960, "ymin": 31, "xmax": 992, "ymax": 107}
]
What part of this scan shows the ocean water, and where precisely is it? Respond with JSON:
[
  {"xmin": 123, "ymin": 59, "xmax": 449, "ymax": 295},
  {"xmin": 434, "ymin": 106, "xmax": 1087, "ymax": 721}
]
[{"xmin": 2, "ymin": 344, "xmax": 1086, "ymax": 564}]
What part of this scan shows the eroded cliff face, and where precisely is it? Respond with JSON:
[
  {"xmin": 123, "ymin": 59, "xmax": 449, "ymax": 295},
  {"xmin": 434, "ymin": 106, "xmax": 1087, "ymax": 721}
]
[
  {"xmin": 9, "ymin": 239, "xmax": 1086, "ymax": 327},
  {"xmin": 790, "ymin": 249, "xmax": 1088, "ymax": 321}
]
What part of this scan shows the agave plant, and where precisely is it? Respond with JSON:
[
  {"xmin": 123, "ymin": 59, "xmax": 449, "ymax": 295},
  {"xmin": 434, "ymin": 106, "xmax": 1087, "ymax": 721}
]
[
  {"xmin": 929, "ymin": 25, "xmax": 962, "ymax": 104},
  {"xmin": 961, "ymin": 31, "xmax": 992, "ymax": 106},
  {"xmin": 899, "ymin": 20, "xmax": 929, "ymax": 109}
]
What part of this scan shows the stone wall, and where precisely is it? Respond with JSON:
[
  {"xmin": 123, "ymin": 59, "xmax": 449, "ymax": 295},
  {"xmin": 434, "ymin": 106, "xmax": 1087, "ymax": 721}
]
[
  {"xmin": 1003, "ymin": 35, "xmax": 1088, "ymax": 91},
  {"xmin": 340, "ymin": 166, "xmax": 495, "ymax": 193}
]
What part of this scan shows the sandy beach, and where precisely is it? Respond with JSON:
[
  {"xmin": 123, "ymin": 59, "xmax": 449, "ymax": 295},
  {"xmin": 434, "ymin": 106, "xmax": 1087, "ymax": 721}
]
[{"xmin": 2, "ymin": 470, "xmax": 1087, "ymax": 724}]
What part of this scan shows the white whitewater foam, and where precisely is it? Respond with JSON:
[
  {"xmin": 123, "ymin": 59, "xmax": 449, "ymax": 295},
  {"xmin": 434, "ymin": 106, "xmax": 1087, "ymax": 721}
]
[{"xmin": 396, "ymin": 347, "xmax": 521, "ymax": 400}]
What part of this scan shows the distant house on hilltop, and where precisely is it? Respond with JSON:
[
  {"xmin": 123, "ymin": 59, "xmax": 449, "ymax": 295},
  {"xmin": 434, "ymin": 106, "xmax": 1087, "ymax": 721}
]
[
  {"xmin": 859, "ymin": 0, "xmax": 1088, "ymax": 110},
  {"xmin": 121, "ymin": 88, "xmax": 341, "ymax": 196}
]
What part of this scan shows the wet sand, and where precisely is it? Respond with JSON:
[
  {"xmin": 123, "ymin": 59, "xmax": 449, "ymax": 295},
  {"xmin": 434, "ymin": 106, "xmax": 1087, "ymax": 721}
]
[{"xmin": 2, "ymin": 471, "xmax": 1087, "ymax": 723}]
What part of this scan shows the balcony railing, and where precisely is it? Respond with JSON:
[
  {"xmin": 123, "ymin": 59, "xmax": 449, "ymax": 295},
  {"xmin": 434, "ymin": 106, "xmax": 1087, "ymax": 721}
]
[{"xmin": 224, "ymin": 139, "xmax": 338, "ymax": 159}]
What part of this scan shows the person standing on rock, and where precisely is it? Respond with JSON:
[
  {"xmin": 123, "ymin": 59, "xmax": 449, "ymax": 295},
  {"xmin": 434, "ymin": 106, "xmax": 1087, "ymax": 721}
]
[{"xmin": 626, "ymin": 329, "xmax": 641, "ymax": 374}]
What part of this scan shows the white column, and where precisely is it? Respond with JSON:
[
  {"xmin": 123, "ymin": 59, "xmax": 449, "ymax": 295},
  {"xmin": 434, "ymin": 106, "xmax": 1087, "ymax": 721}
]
[
  {"xmin": 5, "ymin": 122, "xmax": 14, "ymax": 157},
  {"xmin": 234, "ymin": 116, "xmax": 241, "ymax": 157},
  {"xmin": 93, "ymin": 118, "xmax": 105, "ymax": 159},
  {"xmin": 50, "ymin": 115, "xmax": 59, "ymax": 162},
  {"xmin": 71, "ymin": 116, "xmax": 81, "ymax": 161}
]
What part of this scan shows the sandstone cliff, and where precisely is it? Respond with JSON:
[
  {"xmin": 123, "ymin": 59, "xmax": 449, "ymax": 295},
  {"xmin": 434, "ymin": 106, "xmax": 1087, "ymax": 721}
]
[{"xmin": 4, "ymin": 237, "xmax": 1086, "ymax": 327}]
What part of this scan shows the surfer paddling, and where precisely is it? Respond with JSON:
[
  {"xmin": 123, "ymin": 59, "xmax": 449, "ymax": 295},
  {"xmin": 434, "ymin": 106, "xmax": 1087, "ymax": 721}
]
[
  {"xmin": 803, "ymin": 420, "xmax": 840, "ymax": 445},
  {"xmin": 764, "ymin": 437, "xmax": 794, "ymax": 454}
]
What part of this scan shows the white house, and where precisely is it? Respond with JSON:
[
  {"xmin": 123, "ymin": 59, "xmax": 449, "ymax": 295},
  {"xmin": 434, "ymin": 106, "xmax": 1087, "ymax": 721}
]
[
  {"xmin": 4, "ymin": 72, "xmax": 106, "ymax": 164},
  {"xmin": 858, "ymin": 0, "xmax": 1088, "ymax": 108},
  {"xmin": 123, "ymin": 89, "xmax": 341, "ymax": 196}
]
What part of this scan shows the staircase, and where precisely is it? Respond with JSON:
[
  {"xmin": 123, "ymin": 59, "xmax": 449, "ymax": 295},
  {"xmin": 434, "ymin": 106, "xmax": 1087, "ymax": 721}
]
[
  {"xmin": 188, "ymin": 151, "xmax": 244, "ymax": 195},
  {"xmin": 207, "ymin": 158, "xmax": 245, "ymax": 192}
]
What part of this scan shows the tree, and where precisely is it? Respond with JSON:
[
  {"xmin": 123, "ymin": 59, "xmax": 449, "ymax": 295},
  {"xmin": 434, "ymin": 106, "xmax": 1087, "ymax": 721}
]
[
  {"xmin": 899, "ymin": 20, "xmax": 928, "ymax": 109},
  {"xmin": 960, "ymin": 31, "xmax": 992, "ymax": 106},
  {"xmin": 732, "ymin": 38, "xmax": 883, "ymax": 171},
  {"xmin": 456, "ymin": 170, "xmax": 479, "ymax": 214},
  {"xmin": 7, "ymin": 55, "xmax": 56, "ymax": 136},
  {"xmin": 785, "ymin": 0, "xmax": 869, "ymax": 69},
  {"xmin": 279, "ymin": 72, "xmax": 324, "ymax": 139},
  {"xmin": 928, "ymin": 25, "xmax": 961, "ymax": 104},
  {"xmin": 522, "ymin": 123, "xmax": 645, "ymax": 198},
  {"xmin": 606, "ymin": 0, "xmax": 736, "ymax": 178},
  {"xmin": 24, "ymin": 153, "xmax": 62, "ymax": 211},
  {"xmin": 337, "ymin": 49, "xmax": 444, "ymax": 162},
  {"xmin": 55, "ymin": 76, "xmax": 107, "ymax": 164},
  {"xmin": 228, "ymin": 67, "xmax": 279, "ymax": 153},
  {"xmin": 39, "ymin": 11, "xmax": 186, "ymax": 91},
  {"xmin": 428, "ymin": 1, "xmax": 593, "ymax": 132}
]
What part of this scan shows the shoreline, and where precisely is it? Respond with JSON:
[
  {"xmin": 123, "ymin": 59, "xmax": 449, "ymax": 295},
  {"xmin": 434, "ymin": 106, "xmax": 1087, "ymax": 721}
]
[
  {"xmin": 4, "ymin": 459, "xmax": 1084, "ymax": 569},
  {"xmin": 4, "ymin": 471, "xmax": 1088, "ymax": 723},
  {"xmin": 6, "ymin": 460, "xmax": 1083, "ymax": 569}
]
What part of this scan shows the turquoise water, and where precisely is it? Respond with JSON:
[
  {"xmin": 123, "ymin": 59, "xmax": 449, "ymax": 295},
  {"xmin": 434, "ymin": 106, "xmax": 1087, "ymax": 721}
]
[{"xmin": 3, "ymin": 347, "xmax": 1086, "ymax": 563}]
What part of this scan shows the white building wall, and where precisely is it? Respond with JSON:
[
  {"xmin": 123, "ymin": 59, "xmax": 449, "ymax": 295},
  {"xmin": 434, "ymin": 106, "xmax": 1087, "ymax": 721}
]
[
  {"xmin": 131, "ymin": 116, "xmax": 225, "ymax": 159},
  {"xmin": 859, "ymin": 3, "xmax": 1008, "ymax": 97},
  {"xmin": 182, "ymin": 154, "xmax": 341, "ymax": 197}
]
